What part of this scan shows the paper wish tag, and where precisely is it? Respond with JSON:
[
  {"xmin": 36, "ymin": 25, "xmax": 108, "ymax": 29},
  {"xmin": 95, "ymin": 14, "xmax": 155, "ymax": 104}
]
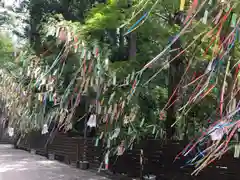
[
  {"xmin": 111, "ymin": 128, "xmax": 120, "ymax": 139},
  {"xmin": 210, "ymin": 128, "xmax": 224, "ymax": 141},
  {"xmin": 41, "ymin": 124, "xmax": 48, "ymax": 134},
  {"xmin": 87, "ymin": 114, "xmax": 97, "ymax": 127},
  {"xmin": 202, "ymin": 10, "xmax": 208, "ymax": 24},
  {"xmin": 27, "ymin": 66, "xmax": 31, "ymax": 76},
  {"xmin": 117, "ymin": 145, "xmax": 125, "ymax": 156},
  {"xmin": 66, "ymin": 123, "xmax": 73, "ymax": 130},
  {"xmin": 206, "ymin": 61, "xmax": 213, "ymax": 73},
  {"xmin": 234, "ymin": 144, "xmax": 240, "ymax": 158},
  {"xmin": 8, "ymin": 127, "xmax": 14, "ymax": 137}
]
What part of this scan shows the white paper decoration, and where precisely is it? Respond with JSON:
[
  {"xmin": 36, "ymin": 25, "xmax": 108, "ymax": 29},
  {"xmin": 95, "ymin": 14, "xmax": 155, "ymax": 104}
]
[
  {"xmin": 111, "ymin": 128, "xmax": 120, "ymax": 139},
  {"xmin": 210, "ymin": 127, "xmax": 224, "ymax": 141},
  {"xmin": 41, "ymin": 124, "xmax": 48, "ymax": 134},
  {"xmin": 8, "ymin": 127, "xmax": 14, "ymax": 137},
  {"xmin": 234, "ymin": 144, "xmax": 240, "ymax": 158},
  {"xmin": 87, "ymin": 114, "xmax": 97, "ymax": 127}
]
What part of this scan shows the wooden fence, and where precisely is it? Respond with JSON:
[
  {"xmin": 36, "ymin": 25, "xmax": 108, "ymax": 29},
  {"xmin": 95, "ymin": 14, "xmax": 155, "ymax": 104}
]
[{"xmin": 15, "ymin": 131, "xmax": 240, "ymax": 180}]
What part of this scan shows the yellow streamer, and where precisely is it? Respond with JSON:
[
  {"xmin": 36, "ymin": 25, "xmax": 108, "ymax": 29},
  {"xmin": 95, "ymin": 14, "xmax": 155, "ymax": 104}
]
[{"xmin": 180, "ymin": 0, "xmax": 186, "ymax": 11}]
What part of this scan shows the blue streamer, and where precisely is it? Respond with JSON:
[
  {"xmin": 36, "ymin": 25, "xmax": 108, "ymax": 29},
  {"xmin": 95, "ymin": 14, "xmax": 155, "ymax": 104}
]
[{"xmin": 126, "ymin": 12, "xmax": 148, "ymax": 34}]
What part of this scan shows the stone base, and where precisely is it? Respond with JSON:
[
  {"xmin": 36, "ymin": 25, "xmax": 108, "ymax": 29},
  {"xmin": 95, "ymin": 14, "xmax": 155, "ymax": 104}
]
[
  {"xmin": 48, "ymin": 153, "xmax": 55, "ymax": 160},
  {"xmin": 30, "ymin": 149, "xmax": 36, "ymax": 155},
  {"xmin": 79, "ymin": 161, "xmax": 89, "ymax": 170}
]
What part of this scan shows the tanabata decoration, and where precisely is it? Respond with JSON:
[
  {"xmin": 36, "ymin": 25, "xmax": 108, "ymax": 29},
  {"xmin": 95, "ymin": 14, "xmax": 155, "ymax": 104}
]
[
  {"xmin": 87, "ymin": 114, "xmax": 97, "ymax": 128},
  {"xmin": 8, "ymin": 127, "xmax": 14, "ymax": 137},
  {"xmin": 41, "ymin": 124, "xmax": 48, "ymax": 134}
]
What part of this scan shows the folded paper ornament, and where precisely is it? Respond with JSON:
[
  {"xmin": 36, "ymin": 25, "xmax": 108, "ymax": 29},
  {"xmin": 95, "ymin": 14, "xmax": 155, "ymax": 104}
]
[
  {"xmin": 87, "ymin": 114, "xmax": 97, "ymax": 127},
  {"xmin": 8, "ymin": 127, "xmax": 14, "ymax": 137},
  {"xmin": 41, "ymin": 124, "xmax": 48, "ymax": 134}
]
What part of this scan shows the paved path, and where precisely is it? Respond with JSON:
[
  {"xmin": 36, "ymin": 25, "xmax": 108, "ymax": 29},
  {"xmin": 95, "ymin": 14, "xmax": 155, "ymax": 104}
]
[{"xmin": 0, "ymin": 144, "xmax": 109, "ymax": 180}]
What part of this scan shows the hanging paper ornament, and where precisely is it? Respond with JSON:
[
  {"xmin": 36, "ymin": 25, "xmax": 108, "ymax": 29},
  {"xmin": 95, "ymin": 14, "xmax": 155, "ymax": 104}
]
[
  {"xmin": 88, "ymin": 59, "xmax": 94, "ymax": 73},
  {"xmin": 130, "ymin": 71, "xmax": 135, "ymax": 82},
  {"xmin": 53, "ymin": 92, "xmax": 57, "ymax": 105},
  {"xmin": 208, "ymin": 0, "xmax": 212, "ymax": 5},
  {"xmin": 113, "ymin": 72, "xmax": 116, "ymax": 86},
  {"xmin": 41, "ymin": 77, "xmax": 47, "ymax": 86},
  {"xmin": 113, "ymin": 103, "xmax": 118, "ymax": 115},
  {"xmin": 104, "ymin": 58, "xmax": 109, "ymax": 70},
  {"xmin": 214, "ymin": 10, "xmax": 223, "ymax": 24},
  {"xmin": 38, "ymin": 93, "xmax": 42, "ymax": 102},
  {"xmin": 210, "ymin": 127, "xmax": 224, "ymax": 141},
  {"xmin": 48, "ymin": 77, "xmax": 55, "ymax": 92},
  {"xmin": 108, "ymin": 105, "xmax": 112, "ymax": 114},
  {"xmin": 73, "ymin": 36, "xmax": 79, "ymax": 51},
  {"xmin": 49, "ymin": 93, "xmax": 53, "ymax": 102},
  {"xmin": 103, "ymin": 114, "xmax": 108, "ymax": 123},
  {"xmin": 59, "ymin": 27, "xmax": 67, "ymax": 41},
  {"xmin": 206, "ymin": 61, "xmax": 213, "ymax": 73},
  {"xmin": 160, "ymin": 111, "xmax": 166, "ymax": 120},
  {"xmin": 115, "ymin": 107, "xmax": 121, "ymax": 120},
  {"xmin": 23, "ymin": 91, "xmax": 27, "ymax": 96},
  {"xmin": 90, "ymin": 76, "xmax": 94, "ymax": 87},
  {"xmin": 87, "ymin": 114, "xmax": 97, "ymax": 128},
  {"xmin": 140, "ymin": 118, "xmax": 145, "ymax": 127},
  {"xmin": 111, "ymin": 128, "xmax": 120, "ymax": 139},
  {"xmin": 44, "ymin": 93, "xmax": 48, "ymax": 105},
  {"xmin": 226, "ymin": 3, "xmax": 230, "ymax": 12},
  {"xmin": 152, "ymin": 126, "xmax": 156, "ymax": 134},
  {"xmin": 66, "ymin": 123, "xmax": 73, "ymax": 131},
  {"xmin": 110, "ymin": 112, "xmax": 115, "ymax": 123},
  {"xmin": 81, "ymin": 48, "xmax": 87, "ymax": 59},
  {"xmin": 53, "ymin": 69, "xmax": 58, "ymax": 76},
  {"xmin": 213, "ymin": 87, "xmax": 218, "ymax": 94},
  {"xmin": 27, "ymin": 66, "xmax": 31, "ymax": 77},
  {"xmin": 231, "ymin": 13, "xmax": 237, "ymax": 27},
  {"xmin": 93, "ymin": 45, "xmax": 99, "ymax": 58},
  {"xmin": 121, "ymin": 101, "xmax": 125, "ymax": 112},
  {"xmin": 184, "ymin": 0, "xmax": 198, "ymax": 24},
  {"xmin": 234, "ymin": 144, "xmax": 240, "ymax": 158},
  {"xmin": 116, "ymin": 28, "xmax": 120, "ymax": 35},
  {"xmin": 105, "ymin": 151, "xmax": 110, "ymax": 169},
  {"xmin": 125, "ymin": 74, "xmax": 130, "ymax": 85},
  {"xmin": 87, "ymin": 51, "xmax": 92, "ymax": 60},
  {"xmin": 128, "ymin": 126, "xmax": 132, "ymax": 134},
  {"xmin": 117, "ymin": 141, "xmax": 125, "ymax": 156},
  {"xmin": 107, "ymin": 79, "xmax": 112, "ymax": 87},
  {"xmin": 130, "ymin": 114, "xmax": 136, "ymax": 123},
  {"xmin": 107, "ymin": 138, "xmax": 111, "ymax": 148},
  {"xmin": 95, "ymin": 137, "xmax": 99, "ymax": 147},
  {"xmin": 99, "ymin": 131, "xmax": 104, "ymax": 139},
  {"xmin": 41, "ymin": 124, "xmax": 48, "ymax": 134},
  {"xmin": 8, "ymin": 127, "xmax": 14, "ymax": 137},
  {"xmin": 104, "ymin": 106, "xmax": 107, "ymax": 115},
  {"xmin": 108, "ymin": 92, "xmax": 115, "ymax": 105},
  {"xmin": 83, "ymin": 77, "xmax": 90, "ymax": 93},
  {"xmin": 95, "ymin": 77, "xmax": 99, "ymax": 86},
  {"xmin": 34, "ymin": 67, "xmax": 41, "ymax": 79},
  {"xmin": 67, "ymin": 29, "xmax": 72, "ymax": 42},
  {"xmin": 97, "ymin": 103, "xmax": 102, "ymax": 115},
  {"xmin": 56, "ymin": 26, "xmax": 60, "ymax": 38},
  {"xmin": 202, "ymin": 10, "xmax": 208, "ymax": 24},
  {"xmin": 100, "ymin": 76, "xmax": 104, "ymax": 85}
]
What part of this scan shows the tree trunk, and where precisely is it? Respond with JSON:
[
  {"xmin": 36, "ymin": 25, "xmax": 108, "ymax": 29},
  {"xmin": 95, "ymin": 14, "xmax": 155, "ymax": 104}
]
[
  {"xmin": 118, "ymin": 27, "xmax": 125, "ymax": 60},
  {"xmin": 128, "ymin": 32, "xmax": 136, "ymax": 61},
  {"xmin": 166, "ymin": 38, "xmax": 185, "ymax": 139}
]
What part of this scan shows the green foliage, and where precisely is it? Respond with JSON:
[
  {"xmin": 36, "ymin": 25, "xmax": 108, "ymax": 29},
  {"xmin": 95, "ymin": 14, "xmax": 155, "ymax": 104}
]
[
  {"xmin": 0, "ymin": 34, "xmax": 13, "ymax": 65},
  {"xmin": 1, "ymin": 0, "xmax": 240, "ymax": 152}
]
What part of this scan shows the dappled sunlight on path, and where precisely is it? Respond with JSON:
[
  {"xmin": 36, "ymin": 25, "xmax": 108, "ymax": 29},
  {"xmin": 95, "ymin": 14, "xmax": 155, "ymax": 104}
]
[{"xmin": 0, "ymin": 145, "xmax": 108, "ymax": 180}]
